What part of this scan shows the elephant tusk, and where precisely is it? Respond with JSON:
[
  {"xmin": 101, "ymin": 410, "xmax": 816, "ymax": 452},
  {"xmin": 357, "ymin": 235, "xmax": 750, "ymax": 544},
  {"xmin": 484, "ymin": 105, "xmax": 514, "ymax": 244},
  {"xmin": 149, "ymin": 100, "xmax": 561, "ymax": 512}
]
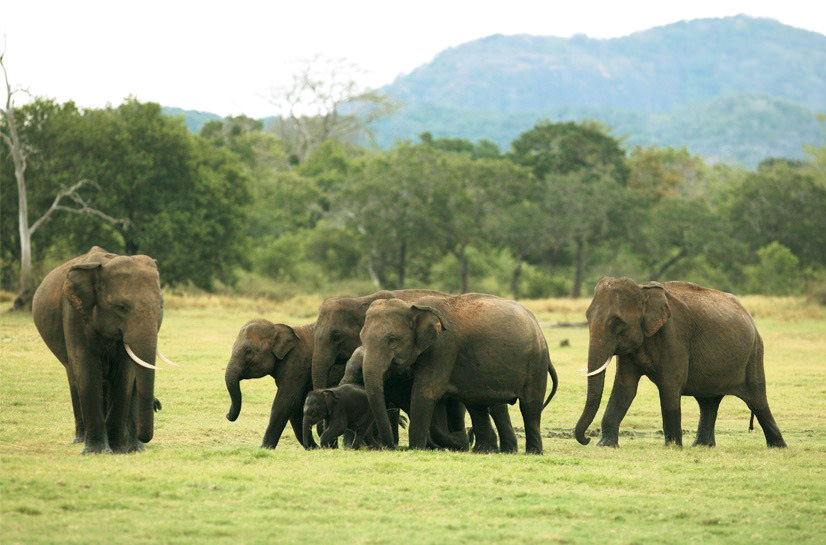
[
  {"xmin": 125, "ymin": 343, "xmax": 161, "ymax": 370},
  {"xmin": 157, "ymin": 350, "xmax": 179, "ymax": 366},
  {"xmin": 586, "ymin": 357, "xmax": 613, "ymax": 377}
]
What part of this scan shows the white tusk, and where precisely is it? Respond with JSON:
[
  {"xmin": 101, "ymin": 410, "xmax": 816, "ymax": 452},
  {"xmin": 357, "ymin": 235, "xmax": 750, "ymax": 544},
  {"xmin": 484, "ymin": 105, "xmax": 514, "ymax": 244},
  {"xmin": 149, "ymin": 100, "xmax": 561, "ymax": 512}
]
[
  {"xmin": 125, "ymin": 343, "xmax": 160, "ymax": 370},
  {"xmin": 157, "ymin": 351, "xmax": 179, "ymax": 366},
  {"xmin": 586, "ymin": 356, "xmax": 613, "ymax": 377}
]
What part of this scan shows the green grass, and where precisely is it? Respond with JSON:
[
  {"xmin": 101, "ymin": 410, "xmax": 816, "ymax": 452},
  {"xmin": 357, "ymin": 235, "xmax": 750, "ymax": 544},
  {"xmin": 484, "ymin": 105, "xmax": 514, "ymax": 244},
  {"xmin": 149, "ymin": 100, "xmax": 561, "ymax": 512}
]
[{"xmin": 2, "ymin": 294, "xmax": 825, "ymax": 544}]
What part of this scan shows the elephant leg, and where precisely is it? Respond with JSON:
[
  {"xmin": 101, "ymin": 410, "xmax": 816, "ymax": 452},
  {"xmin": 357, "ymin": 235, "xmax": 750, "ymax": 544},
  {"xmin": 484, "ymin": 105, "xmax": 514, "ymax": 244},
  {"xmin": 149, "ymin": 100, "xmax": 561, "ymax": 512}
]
[
  {"xmin": 658, "ymin": 385, "xmax": 683, "ymax": 447},
  {"xmin": 319, "ymin": 416, "xmax": 346, "ymax": 448},
  {"xmin": 490, "ymin": 404, "xmax": 517, "ymax": 453},
  {"xmin": 342, "ymin": 429, "xmax": 357, "ymax": 448},
  {"xmin": 290, "ymin": 411, "xmax": 316, "ymax": 448},
  {"xmin": 444, "ymin": 399, "xmax": 466, "ymax": 433},
  {"xmin": 105, "ymin": 362, "xmax": 135, "ymax": 453},
  {"xmin": 692, "ymin": 396, "xmax": 723, "ymax": 447},
  {"xmin": 409, "ymin": 394, "xmax": 438, "ymax": 450},
  {"xmin": 126, "ymin": 384, "xmax": 144, "ymax": 453},
  {"xmin": 73, "ymin": 359, "xmax": 110, "ymax": 454},
  {"xmin": 598, "ymin": 363, "xmax": 642, "ymax": 447},
  {"xmin": 467, "ymin": 405, "xmax": 498, "ymax": 453},
  {"xmin": 65, "ymin": 365, "xmax": 85, "ymax": 444},
  {"xmin": 740, "ymin": 386, "xmax": 786, "ymax": 448},
  {"xmin": 261, "ymin": 390, "xmax": 298, "ymax": 449},
  {"xmin": 519, "ymin": 398, "xmax": 544, "ymax": 455},
  {"xmin": 389, "ymin": 409, "xmax": 400, "ymax": 446}
]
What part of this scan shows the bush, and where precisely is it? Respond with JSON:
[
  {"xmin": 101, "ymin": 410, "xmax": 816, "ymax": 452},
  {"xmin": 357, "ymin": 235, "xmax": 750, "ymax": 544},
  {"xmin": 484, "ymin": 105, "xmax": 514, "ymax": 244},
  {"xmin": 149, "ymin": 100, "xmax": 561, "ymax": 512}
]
[{"xmin": 743, "ymin": 242, "xmax": 804, "ymax": 295}]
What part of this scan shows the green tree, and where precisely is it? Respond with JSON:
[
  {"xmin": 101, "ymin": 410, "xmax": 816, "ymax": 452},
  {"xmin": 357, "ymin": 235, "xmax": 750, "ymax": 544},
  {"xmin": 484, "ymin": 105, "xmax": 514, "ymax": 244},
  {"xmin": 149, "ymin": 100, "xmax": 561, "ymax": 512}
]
[{"xmin": 743, "ymin": 242, "xmax": 805, "ymax": 295}]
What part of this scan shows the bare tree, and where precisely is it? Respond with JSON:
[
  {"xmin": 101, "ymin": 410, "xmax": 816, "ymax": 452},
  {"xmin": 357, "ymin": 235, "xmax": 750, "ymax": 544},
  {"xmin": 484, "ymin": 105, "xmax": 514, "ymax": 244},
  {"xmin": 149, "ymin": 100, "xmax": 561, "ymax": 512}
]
[
  {"xmin": 268, "ymin": 55, "xmax": 397, "ymax": 162},
  {"xmin": 1, "ymin": 47, "xmax": 126, "ymax": 309}
]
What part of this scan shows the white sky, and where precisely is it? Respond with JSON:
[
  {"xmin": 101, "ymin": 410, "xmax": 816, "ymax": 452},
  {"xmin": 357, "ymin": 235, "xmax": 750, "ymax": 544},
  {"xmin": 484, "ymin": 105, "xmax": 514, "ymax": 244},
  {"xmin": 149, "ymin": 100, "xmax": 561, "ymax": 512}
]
[{"xmin": 3, "ymin": 0, "xmax": 825, "ymax": 118}]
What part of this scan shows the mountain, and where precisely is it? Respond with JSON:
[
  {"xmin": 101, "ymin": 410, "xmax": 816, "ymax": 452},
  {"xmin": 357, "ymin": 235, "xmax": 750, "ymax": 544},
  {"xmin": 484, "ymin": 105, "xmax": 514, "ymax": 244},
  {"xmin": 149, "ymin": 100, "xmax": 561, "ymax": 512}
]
[
  {"xmin": 372, "ymin": 15, "xmax": 826, "ymax": 166},
  {"xmin": 164, "ymin": 16, "xmax": 826, "ymax": 167},
  {"xmin": 162, "ymin": 107, "xmax": 222, "ymax": 133}
]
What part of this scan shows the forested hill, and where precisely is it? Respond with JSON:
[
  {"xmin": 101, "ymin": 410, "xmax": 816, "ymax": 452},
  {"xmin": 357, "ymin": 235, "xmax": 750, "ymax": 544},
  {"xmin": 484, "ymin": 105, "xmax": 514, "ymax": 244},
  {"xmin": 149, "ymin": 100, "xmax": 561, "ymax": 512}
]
[
  {"xmin": 165, "ymin": 16, "xmax": 826, "ymax": 167},
  {"xmin": 371, "ymin": 15, "xmax": 826, "ymax": 166}
]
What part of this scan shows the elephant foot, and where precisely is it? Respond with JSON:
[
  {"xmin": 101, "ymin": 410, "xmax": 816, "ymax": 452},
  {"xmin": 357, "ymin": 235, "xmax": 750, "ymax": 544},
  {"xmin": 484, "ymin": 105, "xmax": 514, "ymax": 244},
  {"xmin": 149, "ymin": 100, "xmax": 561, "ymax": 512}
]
[
  {"xmin": 691, "ymin": 438, "xmax": 716, "ymax": 447},
  {"xmin": 126, "ymin": 440, "xmax": 145, "ymax": 453},
  {"xmin": 260, "ymin": 442, "xmax": 278, "ymax": 450},
  {"xmin": 767, "ymin": 439, "xmax": 787, "ymax": 448},
  {"xmin": 72, "ymin": 433, "xmax": 85, "ymax": 444},
  {"xmin": 82, "ymin": 443, "xmax": 113, "ymax": 455},
  {"xmin": 596, "ymin": 436, "xmax": 619, "ymax": 448}
]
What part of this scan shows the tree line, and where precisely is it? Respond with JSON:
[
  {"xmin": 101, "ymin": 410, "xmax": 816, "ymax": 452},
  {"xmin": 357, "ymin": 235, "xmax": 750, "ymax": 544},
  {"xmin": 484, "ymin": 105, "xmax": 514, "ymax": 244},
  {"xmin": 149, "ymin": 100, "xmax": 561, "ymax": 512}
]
[{"xmin": 3, "ymin": 95, "xmax": 825, "ymax": 302}]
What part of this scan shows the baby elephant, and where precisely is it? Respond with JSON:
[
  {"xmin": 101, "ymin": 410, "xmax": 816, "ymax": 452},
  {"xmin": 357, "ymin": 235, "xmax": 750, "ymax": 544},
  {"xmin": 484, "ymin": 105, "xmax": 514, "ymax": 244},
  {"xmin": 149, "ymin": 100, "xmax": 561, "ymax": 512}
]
[{"xmin": 302, "ymin": 384, "xmax": 378, "ymax": 449}]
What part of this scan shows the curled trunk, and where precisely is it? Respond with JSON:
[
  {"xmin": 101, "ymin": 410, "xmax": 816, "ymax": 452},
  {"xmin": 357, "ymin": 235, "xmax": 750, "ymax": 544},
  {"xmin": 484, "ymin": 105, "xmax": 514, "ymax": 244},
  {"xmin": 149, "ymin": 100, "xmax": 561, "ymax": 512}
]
[
  {"xmin": 574, "ymin": 340, "xmax": 613, "ymax": 445},
  {"xmin": 225, "ymin": 366, "xmax": 242, "ymax": 421}
]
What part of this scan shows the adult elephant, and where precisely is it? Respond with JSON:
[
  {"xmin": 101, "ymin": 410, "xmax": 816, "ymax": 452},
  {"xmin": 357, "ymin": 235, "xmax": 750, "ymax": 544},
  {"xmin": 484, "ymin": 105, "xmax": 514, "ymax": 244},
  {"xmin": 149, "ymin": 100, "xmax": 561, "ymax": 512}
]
[
  {"xmin": 360, "ymin": 294, "xmax": 556, "ymax": 454},
  {"xmin": 310, "ymin": 289, "xmax": 477, "ymax": 449},
  {"xmin": 574, "ymin": 277, "xmax": 786, "ymax": 448},
  {"xmin": 32, "ymin": 246, "xmax": 174, "ymax": 454},
  {"xmin": 224, "ymin": 320, "xmax": 344, "ymax": 449}
]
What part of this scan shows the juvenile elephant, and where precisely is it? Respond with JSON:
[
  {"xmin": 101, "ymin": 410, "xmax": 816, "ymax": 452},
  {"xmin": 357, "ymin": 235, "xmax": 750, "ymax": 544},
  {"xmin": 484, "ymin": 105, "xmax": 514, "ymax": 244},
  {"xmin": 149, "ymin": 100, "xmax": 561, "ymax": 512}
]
[
  {"xmin": 360, "ymin": 294, "xmax": 557, "ymax": 454},
  {"xmin": 341, "ymin": 347, "xmax": 519, "ymax": 452},
  {"xmin": 302, "ymin": 384, "xmax": 378, "ymax": 449},
  {"xmin": 224, "ymin": 320, "xmax": 344, "ymax": 449},
  {"xmin": 32, "ymin": 246, "xmax": 174, "ymax": 454},
  {"xmin": 574, "ymin": 277, "xmax": 786, "ymax": 448},
  {"xmin": 310, "ymin": 289, "xmax": 483, "ymax": 449}
]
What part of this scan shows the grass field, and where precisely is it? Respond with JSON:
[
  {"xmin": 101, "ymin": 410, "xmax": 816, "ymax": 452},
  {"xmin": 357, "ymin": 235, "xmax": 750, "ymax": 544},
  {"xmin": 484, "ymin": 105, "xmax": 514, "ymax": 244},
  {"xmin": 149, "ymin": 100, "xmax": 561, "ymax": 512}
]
[{"xmin": 2, "ymin": 293, "xmax": 825, "ymax": 544}]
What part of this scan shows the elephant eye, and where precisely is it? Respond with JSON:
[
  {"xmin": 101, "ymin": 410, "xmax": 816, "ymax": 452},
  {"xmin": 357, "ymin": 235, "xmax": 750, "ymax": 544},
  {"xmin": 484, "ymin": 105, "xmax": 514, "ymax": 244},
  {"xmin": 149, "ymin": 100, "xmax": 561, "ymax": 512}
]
[
  {"xmin": 114, "ymin": 303, "xmax": 130, "ymax": 314},
  {"xmin": 330, "ymin": 330, "xmax": 343, "ymax": 342},
  {"xmin": 386, "ymin": 334, "xmax": 401, "ymax": 345}
]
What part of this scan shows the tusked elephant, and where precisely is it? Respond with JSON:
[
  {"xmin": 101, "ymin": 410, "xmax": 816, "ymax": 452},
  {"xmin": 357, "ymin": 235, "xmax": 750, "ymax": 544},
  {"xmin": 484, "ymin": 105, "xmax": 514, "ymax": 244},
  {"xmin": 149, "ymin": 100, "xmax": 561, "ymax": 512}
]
[
  {"xmin": 360, "ymin": 294, "xmax": 558, "ymax": 454},
  {"xmin": 224, "ymin": 319, "xmax": 344, "ymax": 449},
  {"xmin": 32, "ymin": 246, "xmax": 175, "ymax": 454},
  {"xmin": 574, "ymin": 277, "xmax": 786, "ymax": 448}
]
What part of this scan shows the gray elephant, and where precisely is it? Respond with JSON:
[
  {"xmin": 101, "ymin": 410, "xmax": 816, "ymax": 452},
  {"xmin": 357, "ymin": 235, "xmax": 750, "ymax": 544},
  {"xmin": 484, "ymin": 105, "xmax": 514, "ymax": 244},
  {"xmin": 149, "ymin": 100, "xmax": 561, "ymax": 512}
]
[
  {"xmin": 341, "ymin": 346, "xmax": 519, "ymax": 452},
  {"xmin": 302, "ymin": 384, "xmax": 378, "ymax": 449},
  {"xmin": 224, "ymin": 319, "xmax": 344, "ymax": 449},
  {"xmin": 574, "ymin": 277, "xmax": 786, "ymax": 448},
  {"xmin": 360, "ymin": 294, "xmax": 557, "ymax": 454},
  {"xmin": 32, "ymin": 246, "xmax": 174, "ymax": 454},
  {"xmin": 310, "ymin": 289, "xmax": 486, "ymax": 449}
]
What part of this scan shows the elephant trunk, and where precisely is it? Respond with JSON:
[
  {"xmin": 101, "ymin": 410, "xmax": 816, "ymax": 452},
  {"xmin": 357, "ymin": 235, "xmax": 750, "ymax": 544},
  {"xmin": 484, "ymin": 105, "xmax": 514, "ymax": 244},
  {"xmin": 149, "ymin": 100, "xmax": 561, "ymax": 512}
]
[
  {"xmin": 225, "ymin": 365, "xmax": 243, "ymax": 422},
  {"xmin": 363, "ymin": 351, "xmax": 395, "ymax": 449},
  {"xmin": 302, "ymin": 415, "xmax": 316, "ymax": 449},
  {"xmin": 574, "ymin": 338, "xmax": 614, "ymax": 445},
  {"xmin": 311, "ymin": 346, "xmax": 334, "ymax": 390},
  {"xmin": 126, "ymin": 335, "xmax": 157, "ymax": 443}
]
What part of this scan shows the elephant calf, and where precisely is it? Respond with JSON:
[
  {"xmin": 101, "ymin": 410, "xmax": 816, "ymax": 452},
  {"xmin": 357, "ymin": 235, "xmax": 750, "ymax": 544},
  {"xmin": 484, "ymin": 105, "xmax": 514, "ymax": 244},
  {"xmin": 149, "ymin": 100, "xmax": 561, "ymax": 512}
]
[{"xmin": 302, "ymin": 384, "xmax": 378, "ymax": 449}]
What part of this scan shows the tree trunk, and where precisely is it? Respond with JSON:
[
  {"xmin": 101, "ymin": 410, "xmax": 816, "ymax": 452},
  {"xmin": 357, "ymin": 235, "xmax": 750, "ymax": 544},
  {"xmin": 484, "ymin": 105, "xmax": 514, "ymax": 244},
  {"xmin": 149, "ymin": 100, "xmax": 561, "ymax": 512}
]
[
  {"xmin": 458, "ymin": 243, "xmax": 468, "ymax": 294},
  {"xmin": 571, "ymin": 237, "xmax": 585, "ymax": 298},
  {"xmin": 7, "ymin": 101, "xmax": 34, "ymax": 310},
  {"xmin": 396, "ymin": 240, "xmax": 406, "ymax": 289},
  {"xmin": 510, "ymin": 259, "xmax": 523, "ymax": 300},
  {"xmin": 650, "ymin": 247, "xmax": 688, "ymax": 281}
]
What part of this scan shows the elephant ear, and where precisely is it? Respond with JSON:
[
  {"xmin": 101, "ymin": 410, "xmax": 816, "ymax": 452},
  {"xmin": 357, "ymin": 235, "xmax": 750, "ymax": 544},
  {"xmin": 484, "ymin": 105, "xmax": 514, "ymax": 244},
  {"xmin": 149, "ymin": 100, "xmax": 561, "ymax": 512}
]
[
  {"xmin": 63, "ymin": 262, "xmax": 102, "ymax": 315},
  {"xmin": 321, "ymin": 389, "xmax": 338, "ymax": 415},
  {"xmin": 641, "ymin": 282, "xmax": 671, "ymax": 337},
  {"xmin": 271, "ymin": 324, "xmax": 300, "ymax": 360},
  {"xmin": 411, "ymin": 304, "xmax": 444, "ymax": 353}
]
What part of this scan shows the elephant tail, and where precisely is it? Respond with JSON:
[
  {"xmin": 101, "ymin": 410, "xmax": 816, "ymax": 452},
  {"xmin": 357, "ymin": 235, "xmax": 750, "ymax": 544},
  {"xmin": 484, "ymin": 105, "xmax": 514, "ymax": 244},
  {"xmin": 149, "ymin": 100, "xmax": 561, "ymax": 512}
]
[
  {"xmin": 749, "ymin": 411, "xmax": 755, "ymax": 431},
  {"xmin": 542, "ymin": 354, "xmax": 559, "ymax": 409}
]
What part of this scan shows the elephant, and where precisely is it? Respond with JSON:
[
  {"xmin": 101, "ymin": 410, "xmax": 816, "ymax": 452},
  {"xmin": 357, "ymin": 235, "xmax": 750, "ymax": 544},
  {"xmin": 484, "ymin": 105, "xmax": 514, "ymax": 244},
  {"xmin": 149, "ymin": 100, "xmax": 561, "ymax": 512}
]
[
  {"xmin": 360, "ymin": 293, "xmax": 557, "ymax": 454},
  {"xmin": 341, "ymin": 346, "xmax": 519, "ymax": 452},
  {"xmin": 302, "ymin": 384, "xmax": 379, "ymax": 449},
  {"xmin": 574, "ymin": 277, "xmax": 786, "ymax": 448},
  {"xmin": 224, "ymin": 319, "xmax": 344, "ymax": 449},
  {"xmin": 310, "ymin": 289, "xmax": 484, "ymax": 449},
  {"xmin": 31, "ymin": 246, "xmax": 174, "ymax": 454}
]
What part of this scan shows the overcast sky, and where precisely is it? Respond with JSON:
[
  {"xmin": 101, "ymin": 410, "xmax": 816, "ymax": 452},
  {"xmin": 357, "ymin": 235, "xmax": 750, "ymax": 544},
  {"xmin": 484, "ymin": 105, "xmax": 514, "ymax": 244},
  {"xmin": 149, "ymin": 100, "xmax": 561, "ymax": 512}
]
[{"xmin": 3, "ymin": 1, "xmax": 825, "ymax": 118}]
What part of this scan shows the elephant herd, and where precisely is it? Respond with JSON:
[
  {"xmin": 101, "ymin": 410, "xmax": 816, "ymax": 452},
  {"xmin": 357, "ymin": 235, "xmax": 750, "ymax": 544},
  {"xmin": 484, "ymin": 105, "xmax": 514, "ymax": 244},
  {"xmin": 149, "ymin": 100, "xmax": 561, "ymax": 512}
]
[{"xmin": 31, "ymin": 247, "xmax": 787, "ymax": 455}]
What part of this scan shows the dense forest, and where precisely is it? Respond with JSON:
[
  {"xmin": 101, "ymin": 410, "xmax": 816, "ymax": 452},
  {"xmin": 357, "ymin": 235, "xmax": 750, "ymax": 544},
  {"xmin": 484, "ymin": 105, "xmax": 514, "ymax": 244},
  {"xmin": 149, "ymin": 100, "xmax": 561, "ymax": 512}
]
[{"xmin": 3, "ymin": 94, "xmax": 826, "ymax": 303}]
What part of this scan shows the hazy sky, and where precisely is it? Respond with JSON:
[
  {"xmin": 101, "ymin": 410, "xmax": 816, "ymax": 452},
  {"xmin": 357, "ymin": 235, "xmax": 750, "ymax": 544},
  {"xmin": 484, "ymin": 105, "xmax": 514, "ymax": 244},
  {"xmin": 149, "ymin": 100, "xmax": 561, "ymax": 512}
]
[{"xmin": 3, "ymin": 1, "xmax": 825, "ymax": 118}]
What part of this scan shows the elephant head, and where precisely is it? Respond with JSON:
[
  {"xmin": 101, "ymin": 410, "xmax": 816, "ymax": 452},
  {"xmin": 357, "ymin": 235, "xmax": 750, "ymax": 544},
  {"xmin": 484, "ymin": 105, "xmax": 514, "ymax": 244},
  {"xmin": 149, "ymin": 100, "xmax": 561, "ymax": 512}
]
[
  {"xmin": 63, "ymin": 254, "xmax": 171, "ymax": 443},
  {"xmin": 360, "ymin": 299, "xmax": 444, "ymax": 448},
  {"xmin": 311, "ymin": 293, "xmax": 392, "ymax": 390},
  {"xmin": 225, "ymin": 320, "xmax": 300, "ymax": 422},
  {"xmin": 574, "ymin": 277, "xmax": 671, "ymax": 445},
  {"xmin": 302, "ymin": 389, "xmax": 336, "ymax": 449}
]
